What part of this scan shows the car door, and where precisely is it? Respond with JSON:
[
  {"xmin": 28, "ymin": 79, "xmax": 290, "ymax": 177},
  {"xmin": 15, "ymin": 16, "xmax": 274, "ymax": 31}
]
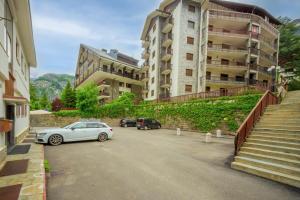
[
  {"xmin": 68, "ymin": 122, "xmax": 87, "ymax": 141},
  {"xmin": 86, "ymin": 123, "xmax": 103, "ymax": 139}
]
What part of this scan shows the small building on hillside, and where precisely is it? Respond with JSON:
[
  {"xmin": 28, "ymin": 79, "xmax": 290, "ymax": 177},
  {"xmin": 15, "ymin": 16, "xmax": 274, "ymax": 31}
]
[{"xmin": 74, "ymin": 44, "xmax": 142, "ymax": 104}]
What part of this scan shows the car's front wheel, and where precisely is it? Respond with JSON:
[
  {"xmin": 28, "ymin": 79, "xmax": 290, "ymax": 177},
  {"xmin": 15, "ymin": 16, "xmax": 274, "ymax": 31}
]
[
  {"xmin": 98, "ymin": 133, "xmax": 108, "ymax": 142},
  {"xmin": 49, "ymin": 134, "xmax": 63, "ymax": 146}
]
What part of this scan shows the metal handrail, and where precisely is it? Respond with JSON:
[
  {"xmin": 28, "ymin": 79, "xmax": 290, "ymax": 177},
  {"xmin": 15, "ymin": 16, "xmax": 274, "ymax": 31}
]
[{"xmin": 234, "ymin": 90, "xmax": 278, "ymax": 155}]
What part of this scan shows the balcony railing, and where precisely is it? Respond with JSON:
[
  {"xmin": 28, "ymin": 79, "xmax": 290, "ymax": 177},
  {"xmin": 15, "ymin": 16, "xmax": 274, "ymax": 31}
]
[
  {"xmin": 208, "ymin": 44, "xmax": 248, "ymax": 52},
  {"xmin": 207, "ymin": 60, "xmax": 247, "ymax": 69},
  {"xmin": 250, "ymin": 64, "xmax": 272, "ymax": 76},
  {"xmin": 161, "ymin": 63, "xmax": 172, "ymax": 73},
  {"xmin": 208, "ymin": 27, "xmax": 248, "ymax": 36},
  {"xmin": 162, "ymin": 17, "xmax": 174, "ymax": 33},
  {"xmin": 76, "ymin": 65, "xmax": 140, "ymax": 87},
  {"xmin": 260, "ymin": 50, "xmax": 277, "ymax": 64},
  {"xmin": 160, "ymin": 79, "xmax": 171, "ymax": 86},
  {"xmin": 259, "ymin": 34, "xmax": 278, "ymax": 50},
  {"xmin": 159, "ymin": 93, "xmax": 171, "ymax": 99},
  {"xmin": 206, "ymin": 76, "xmax": 247, "ymax": 84},
  {"xmin": 209, "ymin": 10, "xmax": 278, "ymax": 36},
  {"xmin": 142, "ymin": 37, "xmax": 150, "ymax": 48},
  {"xmin": 99, "ymin": 91, "xmax": 110, "ymax": 96},
  {"xmin": 141, "ymin": 74, "xmax": 149, "ymax": 80},
  {"xmin": 250, "ymin": 47, "xmax": 259, "ymax": 55}
]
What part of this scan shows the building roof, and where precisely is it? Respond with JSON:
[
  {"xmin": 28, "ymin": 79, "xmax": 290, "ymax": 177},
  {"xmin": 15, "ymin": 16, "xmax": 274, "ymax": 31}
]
[
  {"xmin": 80, "ymin": 44, "xmax": 140, "ymax": 69},
  {"xmin": 210, "ymin": 0, "xmax": 281, "ymax": 25},
  {"xmin": 10, "ymin": 0, "xmax": 37, "ymax": 67}
]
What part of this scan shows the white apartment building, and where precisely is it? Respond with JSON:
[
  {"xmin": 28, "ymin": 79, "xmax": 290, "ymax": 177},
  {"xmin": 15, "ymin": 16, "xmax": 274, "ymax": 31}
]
[
  {"xmin": 0, "ymin": 0, "xmax": 37, "ymax": 163},
  {"xmin": 140, "ymin": 0, "xmax": 280, "ymax": 100},
  {"xmin": 75, "ymin": 44, "xmax": 142, "ymax": 104}
]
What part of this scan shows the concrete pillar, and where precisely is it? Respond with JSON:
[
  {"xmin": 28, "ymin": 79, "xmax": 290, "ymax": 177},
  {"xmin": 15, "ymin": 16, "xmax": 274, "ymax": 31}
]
[
  {"xmin": 177, "ymin": 128, "xmax": 181, "ymax": 136},
  {"xmin": 216, "ymin": 129, "xmax": 222, "ymax": 138},
  {"xmin": 205, "ymin": 133, "xmax": 212, "ymax": 143}
]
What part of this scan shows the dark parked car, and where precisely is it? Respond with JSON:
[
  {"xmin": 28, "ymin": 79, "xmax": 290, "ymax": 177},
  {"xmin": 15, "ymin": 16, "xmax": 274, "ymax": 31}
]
[
  {"xmin": 120, "ymin": 119, "xmax": 136, "ymax": 127},
  {"xmin": 136, "ymin": 118, "xmax": 161, "ymax": 130}
]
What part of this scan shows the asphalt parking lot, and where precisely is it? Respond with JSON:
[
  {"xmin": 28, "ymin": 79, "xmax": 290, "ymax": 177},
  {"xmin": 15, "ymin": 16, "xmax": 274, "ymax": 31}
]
[{"xmin": 44, "ymin": 127, "xmax": 300, "ymax": 200}]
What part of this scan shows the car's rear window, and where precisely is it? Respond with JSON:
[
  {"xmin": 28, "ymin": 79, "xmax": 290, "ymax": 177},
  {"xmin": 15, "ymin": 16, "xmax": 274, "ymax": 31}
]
[{"xmin": 137, "ymin": 119, "xmax": 143, "ymax": 122}]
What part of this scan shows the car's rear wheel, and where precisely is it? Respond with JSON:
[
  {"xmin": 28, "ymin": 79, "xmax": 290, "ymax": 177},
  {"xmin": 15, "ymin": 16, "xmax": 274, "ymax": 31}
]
[
  {"xmin": 49, "ymin": 134, "xmax": 63, "ymax": 146},
  {"xmin": 98, "ymin": 133, "xmax": 108, "ymax": 142}
]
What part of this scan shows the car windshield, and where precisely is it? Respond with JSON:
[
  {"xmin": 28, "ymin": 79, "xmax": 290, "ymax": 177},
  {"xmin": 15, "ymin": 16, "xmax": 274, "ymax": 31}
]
[{"xmin": 64, "ymin": 122, "xmax": 78, "ymax": 129}]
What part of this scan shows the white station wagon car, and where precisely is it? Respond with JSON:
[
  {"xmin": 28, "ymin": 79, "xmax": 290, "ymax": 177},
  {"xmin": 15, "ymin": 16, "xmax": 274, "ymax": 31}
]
[{"xmin": 36, "ymin": 121, "xmax": 113, "ymax": 145}]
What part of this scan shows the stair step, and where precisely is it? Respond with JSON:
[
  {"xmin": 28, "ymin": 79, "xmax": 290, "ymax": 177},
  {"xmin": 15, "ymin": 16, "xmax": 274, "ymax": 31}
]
[
  {"xmin": 231, "ymin": 162, "xmax": 300, "ymax": 188},
  {"xmin": 247, "ymin": 138, "xmax": 300, "ymax": 148},
  {"xmin": 240, "ymin": 147, "xmax": 300, "ymax": 161},
  {"xmin": 255, "ymin": 124, "xmax": 300, "ymax": 130},
  {"xmin": 249, "ymin": 135, "xmax": 300, "ymax": 143},
  {"xmin": 251, "ymin": 131, "xmax": 300, "ymax": 139},
  {"xmin": 244, "ymin": 142, "xmax": 300, "ymax": 154},
  {"xmin": 234, "ymin": 156, "xmax": 300, "ymax": 177},
  {"xmin": 238, "ymin": 151, "xmax": 300, "ymax": 168},
  {"xmin": 253, "ymin": 128, "xmax": 300, "ymax": 134}
]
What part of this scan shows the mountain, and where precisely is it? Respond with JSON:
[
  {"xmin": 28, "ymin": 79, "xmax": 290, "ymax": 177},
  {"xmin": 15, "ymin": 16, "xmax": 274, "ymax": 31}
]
[{"xmin": 31, "ymin": 73, "xmax": 75, "ymax": 100}]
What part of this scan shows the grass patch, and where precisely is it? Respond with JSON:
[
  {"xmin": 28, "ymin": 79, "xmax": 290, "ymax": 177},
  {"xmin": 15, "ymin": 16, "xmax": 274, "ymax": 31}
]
[{"xmin": 44, "ymin": 160, "xmax": 51, "ymax": 173}]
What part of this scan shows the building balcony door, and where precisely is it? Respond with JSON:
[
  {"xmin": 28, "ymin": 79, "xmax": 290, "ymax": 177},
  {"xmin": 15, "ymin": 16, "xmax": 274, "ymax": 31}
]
[{"xmin": 5, "ymin": 105, "xmax": 15, "ymax": 148}]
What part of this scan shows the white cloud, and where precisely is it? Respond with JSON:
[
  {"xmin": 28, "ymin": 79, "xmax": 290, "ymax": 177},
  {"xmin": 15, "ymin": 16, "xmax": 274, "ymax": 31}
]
[{"xmin": 32, "ymin": 15, "xmax": 101, "ymax": 40}]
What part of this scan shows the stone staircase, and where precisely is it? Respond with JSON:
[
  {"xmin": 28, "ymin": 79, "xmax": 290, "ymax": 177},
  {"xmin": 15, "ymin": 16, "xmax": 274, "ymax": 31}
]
[{"xmin": 232, "ymin": 90, "xmax": 300, "ymax": 188}]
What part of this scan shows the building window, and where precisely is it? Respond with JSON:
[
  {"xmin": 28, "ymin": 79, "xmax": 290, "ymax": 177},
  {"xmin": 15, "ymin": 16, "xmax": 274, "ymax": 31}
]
[
  {"xmin": 185, "ymin": 85, "xmax": 192, "ymax": 92},
  {"xmin": 152, "ymin": 51, "xmax": 155, "ymax": 58},
  {"xmin": 119, "ymin": 82, "xmax": 124, "ymax": 87},
  {"xmin": 188, "ymin": 20, "xmax": 195, "ymax": 29},
  {"xmin": 186, "ymin": 53, "xmax": 193, "ymax": 61},
  {"xmin": 126, "ymin": 83, "xmax": 132, "ymax": 88},
  {"xmin": 206, "ymin": 87, "xmax": 211, "ymax": 92},
  {"xmin": 187, "ymin": 37, "xmax": 194, "ymax": 45},
  {"xmin": 188, "ymin": 5, "xmax": 196, "ymax": 12},
  {"xmin": 151, "ymin": 90, "xmax": 154, "ymax": 96},
  {"xmin": 151, "ymin": 77, "xmax": 155, "ymax": 83},
  {"xmin": 153, "ymin": 24, "xmax": 156, "ymax": 32},
  {"xmin": 186, "ymin": 69, "xmax": 193, "ymax": 76},
  {"xmin": 16, "ymin": 40, "xmax": 20, "ymax": 63},
  {"xmin": 152, "ymin": 64, "xmax": 155, "ymax": 71},
  {"xmin": 220, "ymin": 74, "xmax": 229, "ymax": 81},
  {"xmin": 152, "ymin": 37, "xmax": 156, "ymax": 45}
]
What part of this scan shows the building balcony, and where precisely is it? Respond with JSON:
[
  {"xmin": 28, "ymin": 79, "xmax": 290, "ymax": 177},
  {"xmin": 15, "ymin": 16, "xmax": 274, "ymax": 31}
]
[
  {"xmin": 161, "ymin": 63, "xmax": 172, "ymax": 74},
  {"xmin": 162, "ymin": 17, "xmax": 173, "ymax": 33},
  {"xmin": 161, "ymin": 49, "xmax": 173, "ymax": 62},
  {"xmin": 160, "ymin": 79, "xmax": 171, "ymax": 88},
  {"xmin": 206, "ymin": 76, "xmax": 246, "ymax": 85},
  {"xmin": 76, "ymin": 65, "xmax": 142, "ymax": 88},
  {"xmin": 250, "ymin": 64, "xmax": 273, "ymax": 77},
  {"xmin": 162, "ymin": 33, "xmax": 173, "ymax": 48},
  {"xmin": 260, "ymin": 50, "xmax": 277, "ymax": 65},
  {"xmin": 142, "ymin": 86, "xmax": 149, "ymax": 93},
  {"xmin": 142, "ymin": 37, "xmax": 150, "ymax": 48},
  {"xmin": 142, "ymin": 49, "xmax": 150, "ymax": 59},
  {"xmin": 206, "ymin": 60, "xmax": 247, "ymax": 72},
  {"xmin": 250, "ymin": 47, "xmax": 259, "ymax": 56},
  {"xmin": 141, "ymin": 62, "xmax": 150, "ymax": 71},
  {"xmin": 208, "ymin": 27, "xmax": 249, "ymax": 38},
  {"xmin": 207, "ymin": 44, "xmax": 248, "ymax": 56},
  {"xmin": 98, "ymin": 91, "xmax": 110, "ymax": 100},
  {"xmin": 209, "ymin": 10, "xmax": 278, "ymax": 36},
  {"xmin": 141, "ymin": 74, "xmax": 149, "ymax": 82},
  {"xmin": 97, "ymin": 81, "xmax": 111, "ymax": 90},
  {"xmin": 259, "ymin": 35, "xmax": 278, "ymax": 52}
]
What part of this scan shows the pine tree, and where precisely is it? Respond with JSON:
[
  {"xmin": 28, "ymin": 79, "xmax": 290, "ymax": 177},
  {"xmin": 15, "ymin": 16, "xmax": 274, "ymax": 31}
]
[{"xmin": 61, "ymin": 81, "xmax": 76, "ymax": 108}]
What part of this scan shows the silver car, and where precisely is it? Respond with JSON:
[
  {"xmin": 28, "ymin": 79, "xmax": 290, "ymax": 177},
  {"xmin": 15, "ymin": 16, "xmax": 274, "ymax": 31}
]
[{"xmin": 36, "ymin": 121, "xmax": 113, "ymax": 145}]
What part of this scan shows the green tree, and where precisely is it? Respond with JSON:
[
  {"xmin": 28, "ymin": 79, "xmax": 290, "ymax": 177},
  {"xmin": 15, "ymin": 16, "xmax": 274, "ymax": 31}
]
[
  {"xmin": 40, "ymin": 92, "xmax": 50, "ymax": 110},
  {"xmin": 278, "ymin": 17, "xmax": 300, "ymax": 76},
  {"xmin": 29, "ymin": 83, "xmax": 40, "ymax": 110},
  {"xmin": 76, "ymin": 83, "xmax": 99, "ymax": 113},
  {"xmin": 61, "ymin": 81, "xmax": 76, "ymax": 108}
]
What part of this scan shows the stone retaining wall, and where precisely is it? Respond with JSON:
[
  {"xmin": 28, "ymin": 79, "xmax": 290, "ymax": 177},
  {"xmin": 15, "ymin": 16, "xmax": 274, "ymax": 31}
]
[{"xmin": 30, "ymin": 114, "xmax": 196, "ymax": 131}]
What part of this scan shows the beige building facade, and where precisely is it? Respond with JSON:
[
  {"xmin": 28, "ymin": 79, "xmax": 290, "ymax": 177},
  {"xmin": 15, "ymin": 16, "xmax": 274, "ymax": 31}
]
[
  {"xmin": 0, "ymin": 0, "xmax": 37, "ymax": 163},
  {"xmin": 140, "ymin": 0, "xmax": 280, "ymax": 100},
  {"xmin": 74, "ymin": 44, "xmax": 142, "ymax": 104}
]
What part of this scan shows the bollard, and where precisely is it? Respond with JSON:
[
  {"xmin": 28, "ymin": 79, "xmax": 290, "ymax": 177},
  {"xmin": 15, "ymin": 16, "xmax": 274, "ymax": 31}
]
[
  {"xmin": 216, "ymin": 129, "xmax": 222, "ymax": 138},
  {"xmin": 177, "ymin": 128, "xmax": 181, "ymax": 136},
  {"xmin": 205, "ymin": 133, "xmax": 212, "ymax": 143}
]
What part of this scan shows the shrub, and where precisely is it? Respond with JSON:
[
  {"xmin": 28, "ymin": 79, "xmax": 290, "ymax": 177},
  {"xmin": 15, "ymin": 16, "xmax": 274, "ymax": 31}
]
[
  {"xmin": 76, "ymin": 83, "xmax": 99, "ymax": 113},
  {"xmin": 51, "ymin": 98, "xmax": 63, "ymax": 112}
]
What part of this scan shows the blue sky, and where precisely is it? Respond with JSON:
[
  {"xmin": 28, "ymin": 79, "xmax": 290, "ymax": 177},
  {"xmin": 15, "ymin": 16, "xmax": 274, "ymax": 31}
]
[{"xmin": 30, "ymin": 0, "xmax": 300, "ymax": 77}]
